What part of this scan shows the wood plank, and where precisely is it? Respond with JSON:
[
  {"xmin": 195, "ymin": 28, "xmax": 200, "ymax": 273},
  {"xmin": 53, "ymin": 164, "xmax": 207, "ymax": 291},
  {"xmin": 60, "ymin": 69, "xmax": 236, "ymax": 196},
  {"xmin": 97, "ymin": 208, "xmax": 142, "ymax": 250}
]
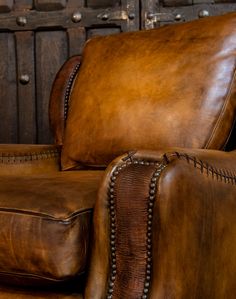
[
  {"xmin": 35, "ymin": 31, "xmax": 68, "ymax": 144},
  {"xmin": 0, "ymin": 0, "xmax": 13, "ymax": 12},
  {"xmin": 0, "ymin": 33, "xmax": 17, "ymax": 143},
  {"xmin": 67, "ymin": 27, "xmax": 86, "ymax": 56},
  {"xmin": 15, "ymin": 31, "xmax": 36, "ymax": 144},
  {"xmin": 162, "ymin": 0, "xmax": 192, "ymax": 6},
  {"xmin": 193, "ymin": 0, "xmax": 215, "ymax": 3},
  {"xmin": 34, "ymin": 0, "xmax": 66, "ymax": 11},
  {"xmin": 0, "ymin": 8, "xmax": 132, "ymax": 31},
  {"xmin": 124, "ymin": 0, "xmax": 140, "ymax": 31},
  {"xmin": 141, "ymin": 0, "xmax": 158, "ymax": 29},
  {"xmin": 67, "ymin": 0, "xmax": 84, "ymax": 7},
  {"xmin": 87, "ymin": 27, "xmax": 121, "ymax": 39},
  {"xmin": 14, "ymin": 0, "xmax": 33, "ymax": 10},
  {"xmin": 86, "ymin": 0, "xmax": 120, "ymax": 8},
  {"xmin": 214, "ymin": 0, "xmax": 235, "ymax": 2}
]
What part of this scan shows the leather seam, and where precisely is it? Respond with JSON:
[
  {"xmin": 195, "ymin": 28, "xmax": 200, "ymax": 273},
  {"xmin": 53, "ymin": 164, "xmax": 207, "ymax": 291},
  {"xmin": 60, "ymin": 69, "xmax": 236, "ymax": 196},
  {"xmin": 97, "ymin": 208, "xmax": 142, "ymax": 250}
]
[
  {"xmin": 204, "ymin": 68, "xmax": 236, "ymax": 149},
  {"xmin": 106, "ymin": 151, "xmax": 236, "ymax": 298},
  {"xmin": 163, "ymin": 152, "xmax": 236, "ymax": 184},
  {"xmin": 0, "ymin": 269, "xmax": 85, "ymax": 282},
  {"xmin": 0, "ymin": 149, "xmax": 60, "ymax": 163},
  {"xmin": 0, "ymin": 208, "xmax": 92, "ymax": 222}
]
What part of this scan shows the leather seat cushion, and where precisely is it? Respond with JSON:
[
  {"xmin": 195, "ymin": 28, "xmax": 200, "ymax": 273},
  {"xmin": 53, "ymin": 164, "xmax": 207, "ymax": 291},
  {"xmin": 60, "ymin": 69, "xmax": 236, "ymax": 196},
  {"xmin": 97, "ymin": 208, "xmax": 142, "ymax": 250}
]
[
  {"xmin": 61, "ymin": 13, "xmax": 236, "ymax": 169},
  {"xmin": 0, "ymin": 284, "xmax": 82, "ymax": 298},
  {"xmin": 0, "ymin": 170, "xmax": 103, "ymax": 286}
]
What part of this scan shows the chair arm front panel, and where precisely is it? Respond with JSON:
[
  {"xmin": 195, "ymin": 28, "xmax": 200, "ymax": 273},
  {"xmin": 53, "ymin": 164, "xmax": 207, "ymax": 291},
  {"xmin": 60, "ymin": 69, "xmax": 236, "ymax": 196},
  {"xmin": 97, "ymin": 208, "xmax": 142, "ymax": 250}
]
[
  {"xmin": 0, "ymin": 144, "xmax": 61, "ymax": 175},
  {"xmin": 85, "ymin": 149, "xmax": 236, "ymax": 299}
]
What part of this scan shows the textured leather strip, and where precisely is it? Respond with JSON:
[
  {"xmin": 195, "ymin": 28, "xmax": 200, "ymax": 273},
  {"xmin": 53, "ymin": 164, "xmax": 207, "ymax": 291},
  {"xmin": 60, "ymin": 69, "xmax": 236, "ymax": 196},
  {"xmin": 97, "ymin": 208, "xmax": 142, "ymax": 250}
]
[
  {"xmin": 106, "ymin": 159, "xmax": 166, "ymax": 299},
  {"xmin": 0, "ymin": 149, "xmax": 59, "ymax": 164},
  {"xmin": 105, "ymin": 150, "xmax": 236, "ymax": 299}
]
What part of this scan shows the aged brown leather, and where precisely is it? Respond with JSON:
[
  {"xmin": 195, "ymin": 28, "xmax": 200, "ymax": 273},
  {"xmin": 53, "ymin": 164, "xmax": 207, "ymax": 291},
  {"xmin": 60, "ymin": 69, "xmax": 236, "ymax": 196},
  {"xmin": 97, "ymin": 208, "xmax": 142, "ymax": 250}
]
[
  {"xmin": 85, "ymin": 149, "xmax": 236, "ymax": 299},
  {"xmin": 0, "ymin": 170, "xmax": 103, "ymax": 286},
  {"xmin": 49, "ymin": 56, "xmax": 81, "ymax": 145},
  {"xmin": 1, "ymin": 12, "xmax": 236, "ymax": 299},
  {"xmin": 0, "ymin": 144, "xmax": 61, "ymax": 175},
  {"xmin": 61, "ymin": 13, "xmax": 236, "ymax": 169},
  {"xmin": 0, "ymin": 285, "xmax": 82, "ymax": 298}
]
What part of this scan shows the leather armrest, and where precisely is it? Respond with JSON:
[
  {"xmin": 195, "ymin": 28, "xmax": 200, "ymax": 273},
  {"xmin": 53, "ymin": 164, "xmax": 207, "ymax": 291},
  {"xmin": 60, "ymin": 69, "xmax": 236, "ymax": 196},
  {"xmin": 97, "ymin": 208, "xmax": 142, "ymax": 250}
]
[
  {"xmin": 0, "ymin": 144, "xmax": 61, "ymax": 175},
  {"xmin": 85, "ymin": 148, "xmax": 236, "ymax": 299}
]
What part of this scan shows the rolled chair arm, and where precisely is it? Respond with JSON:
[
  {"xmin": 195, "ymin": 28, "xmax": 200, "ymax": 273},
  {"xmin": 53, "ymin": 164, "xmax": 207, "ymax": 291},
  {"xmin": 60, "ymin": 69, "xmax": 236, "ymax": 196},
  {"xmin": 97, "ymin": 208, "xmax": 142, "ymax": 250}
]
[
  {"xmin": 0, "ymin": 144, "xmax": 61, "ymax": 175},
  {"xmin": 85, "ymin": 148, "xmax": 236, "ymax": 299}
]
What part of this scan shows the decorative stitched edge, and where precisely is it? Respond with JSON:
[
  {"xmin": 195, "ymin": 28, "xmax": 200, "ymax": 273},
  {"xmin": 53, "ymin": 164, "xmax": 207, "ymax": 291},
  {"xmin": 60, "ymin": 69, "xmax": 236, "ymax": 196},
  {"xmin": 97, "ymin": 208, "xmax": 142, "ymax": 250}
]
[
  {"xmin": 106, "ymin": 156, "xmax": 166, "ymax": 299},
  {"xmin": 164, "ymin": 152, "xmax": 236, "ymax": 184},
  {"xmin": 0, "ymin": 149, "xmax": 60, "ymax": 164},
  {"xmin": 64, "ymin": 62, "xmax": 81, "ymax": 121},
  {"xmin": 106, "ymin": 151, "xmax": 236, "ymax": 298}
]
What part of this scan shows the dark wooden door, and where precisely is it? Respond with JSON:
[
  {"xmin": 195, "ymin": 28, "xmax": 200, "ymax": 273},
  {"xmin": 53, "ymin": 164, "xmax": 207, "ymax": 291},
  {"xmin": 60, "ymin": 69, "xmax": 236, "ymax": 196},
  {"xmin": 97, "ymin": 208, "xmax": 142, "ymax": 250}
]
[
  {"xmin": 0, "ymin": 0, "xmax": 235, "ymax": 144},
  {"xmin": 142, "ymin": 0, "xmax": 236, "ymax": 29},
  {"xmin": 0, "ymin": 0, "xmax": 139, "ymax": 144}
]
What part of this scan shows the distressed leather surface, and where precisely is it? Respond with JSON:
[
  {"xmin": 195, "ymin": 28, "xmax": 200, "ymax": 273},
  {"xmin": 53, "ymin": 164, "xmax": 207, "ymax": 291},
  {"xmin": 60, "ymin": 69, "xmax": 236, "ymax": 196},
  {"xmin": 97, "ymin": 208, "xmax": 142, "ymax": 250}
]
[
  {"xmin": 85, "ymin": 149, "xmax": 236, "ymax": 299},
  {"xmin": 0, "ymin": 170, "xmax": 103, "ymax": 287},
  {"xmin": 49, "ymin": 56, "xmax": 81, "ymax": 145},
  {"xmin": 62, "ymin": 13, "xmax": 236, "ymax": 169},
  {"xmin": 0, "ymin": 144, "xmax": 61, "ymax": 175},
  {"xmin": 0, "ymin": 285, "xmax": 82, "ymax": 298}
]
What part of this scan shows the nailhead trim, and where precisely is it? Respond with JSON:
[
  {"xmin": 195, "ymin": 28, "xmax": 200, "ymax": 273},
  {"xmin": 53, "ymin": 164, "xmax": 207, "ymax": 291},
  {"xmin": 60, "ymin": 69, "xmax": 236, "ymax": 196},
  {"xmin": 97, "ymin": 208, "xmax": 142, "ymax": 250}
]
[
  {"xmin": 64, "ymin": 62, "xmax": 81, "ymax": 120},
  {"xmin": 106, "ymin": 151, "xmax": 236, "ymax": 298},
  {"xmin": 0, "ymin": 149, "xmax": 59, "ymax": 164},
  {"xmin": 106, "ymin": 159, "xmax": 166, "ymax": 299},
  {"xmin": 141, "ymin": 163, "xmax": 166, "ymax": 299}
]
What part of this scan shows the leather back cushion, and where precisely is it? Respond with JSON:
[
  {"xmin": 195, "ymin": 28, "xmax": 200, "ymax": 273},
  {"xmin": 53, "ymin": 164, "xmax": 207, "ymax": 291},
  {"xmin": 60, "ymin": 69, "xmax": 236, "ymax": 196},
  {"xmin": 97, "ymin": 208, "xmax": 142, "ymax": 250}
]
[{"xmin": 61, "ymin": 13, "xmax": 236, "ymax": 169}]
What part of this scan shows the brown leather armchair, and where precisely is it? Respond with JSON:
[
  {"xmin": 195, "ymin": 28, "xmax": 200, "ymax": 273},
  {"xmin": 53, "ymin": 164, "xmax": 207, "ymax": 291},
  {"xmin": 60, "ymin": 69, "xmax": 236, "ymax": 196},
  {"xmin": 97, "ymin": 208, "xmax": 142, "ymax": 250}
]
[{"xmin": 0, "ymin": 12, "xmax": 236, "ymax": 299}]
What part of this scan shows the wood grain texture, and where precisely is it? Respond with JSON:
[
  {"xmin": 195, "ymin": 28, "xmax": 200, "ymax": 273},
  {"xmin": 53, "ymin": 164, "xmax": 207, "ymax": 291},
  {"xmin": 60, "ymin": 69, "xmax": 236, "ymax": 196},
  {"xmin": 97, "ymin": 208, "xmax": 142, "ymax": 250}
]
[
  {"xmin": 34, "ymin": 0, "xmax": 66, "ymax": 11},
  {"xmin": 0, "ymin": 33, "xmax": 17, "ymax": 143},
  {"xmin": 86, "ymin": 0, "xmax": 120, "ymax": 8},
  {"xmin": 35, "ymin": 31, "xmax": 68, "ymax": 144},
  {"xmin": 14, "ymin": 0, "xmax": 33, "ymax": 10},
  {"xmin": 0, "ymin": 0, "xmax": 13, "ymax": 12},
  {"xmin": 67, "ymin": 0, "xmax": 84, "ymax": 7},
  {"xmin": 15, "ymin": 31, "xmax": 36, "ymax": 144},
  {"xmin": 87, "ymin": 27, "xmax": 121, "ymax": 39},
  {"xmin": 67, "ymin": 27, "xmax": 86, "ymax": 56},
  {"xmin": 163, "ymin": 0, "xmax": 192, "ymax": 6}
]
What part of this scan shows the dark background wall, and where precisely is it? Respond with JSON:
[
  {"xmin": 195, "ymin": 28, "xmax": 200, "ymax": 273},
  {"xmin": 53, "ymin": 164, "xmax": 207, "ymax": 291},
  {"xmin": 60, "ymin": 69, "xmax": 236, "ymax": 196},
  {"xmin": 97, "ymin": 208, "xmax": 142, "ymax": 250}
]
[{"xmin": 0, "ymin": 0, "xmax": 235, "ymax": 144}]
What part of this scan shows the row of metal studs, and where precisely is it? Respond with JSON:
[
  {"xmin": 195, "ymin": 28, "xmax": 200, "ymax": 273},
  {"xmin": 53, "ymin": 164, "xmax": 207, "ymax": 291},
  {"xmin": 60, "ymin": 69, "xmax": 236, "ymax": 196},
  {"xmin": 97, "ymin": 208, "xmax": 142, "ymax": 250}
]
[
  {"xmin": 0, "ymin": 149, "xmax": 60, "ymax": 163},
  {"xmin": 106, "ymin": 159, "xmax": 166, "ymax": 299},
  {"xmin": 64, "ymin": 62, "xmax": 81, "ymax": 120},
  {"xmin": 142, "ymin": 163, "xmax": 166, "ymax": 299},
  {"xmin": 107, "ymin": 161, "xmax": 127, "ymax": 299}
]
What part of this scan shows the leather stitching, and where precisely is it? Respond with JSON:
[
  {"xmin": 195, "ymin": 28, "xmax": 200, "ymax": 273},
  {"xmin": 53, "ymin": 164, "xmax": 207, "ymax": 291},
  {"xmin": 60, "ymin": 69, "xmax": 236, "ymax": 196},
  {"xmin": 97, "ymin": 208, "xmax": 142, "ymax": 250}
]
[
  {"xmin": 107, "ymin": 151, "xmax": 236, "ymax": 298},
  {"xmin": 0, "ymin": 149, "xmax": 59, "ymax": 164},
  {"xmin": 163, "ymin": 152, "xmax": 236, "ymax": 184}
]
